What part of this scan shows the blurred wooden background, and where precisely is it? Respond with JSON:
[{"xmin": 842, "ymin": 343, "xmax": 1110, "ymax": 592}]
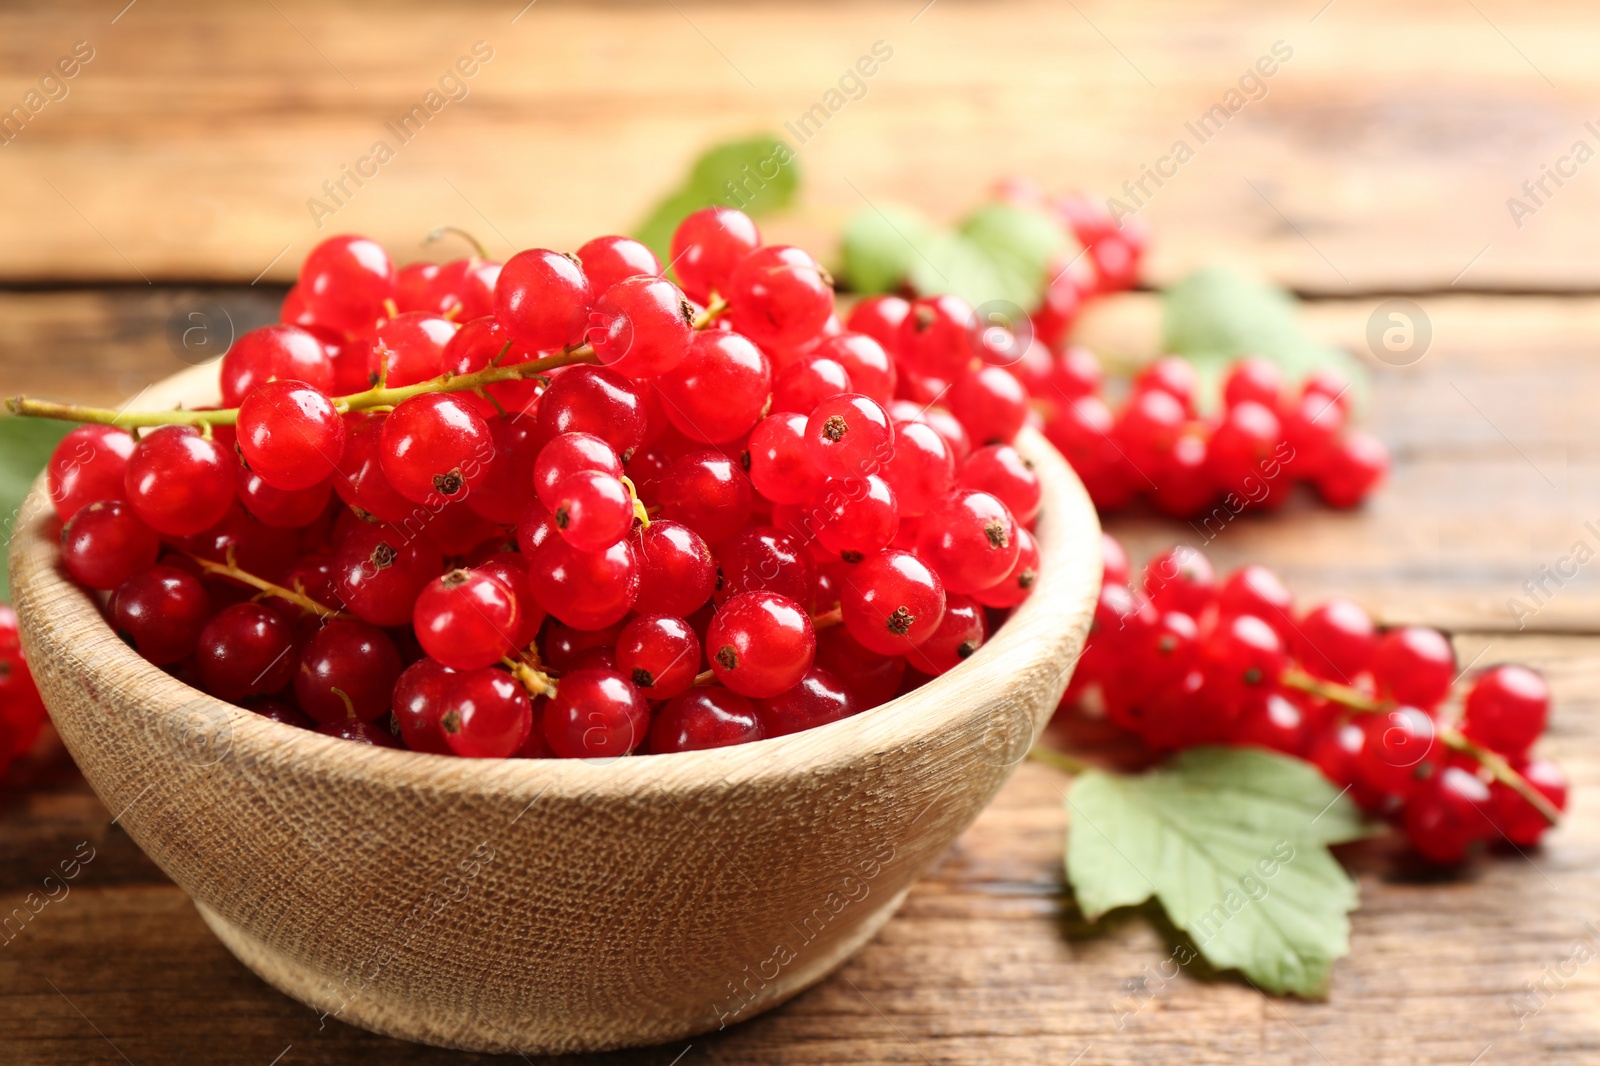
[{"xmin": 2, "ymin": 1, "xmax": 1599, "ymax": 1064}]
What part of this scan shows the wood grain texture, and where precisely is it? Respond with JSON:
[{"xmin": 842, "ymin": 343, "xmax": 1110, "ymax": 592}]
[
  {"xmin": 1, "ymin": 0, "xmax": 1598, "ymax": 291},
  {"xmin": 6, "ymin": 363, "xmax": 1103, "ymax": 1054}
]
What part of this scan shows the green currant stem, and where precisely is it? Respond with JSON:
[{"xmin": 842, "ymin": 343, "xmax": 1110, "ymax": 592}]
[
  {"xmin": 5, "ymin": 346, "xmax": 601, "ymax": 429},
  {"xmin": 1027, "ymin": 745, "xmax": 1094, "ymax": 776},
  {"xmin": 1441, "ymin": 730, "xmax": 1563, "ymax": 827},
  {"xmin": 620, "ymin": 475, "xmax": 650, "ymax": 529},
  {"xmin": 1279, "ymin": 668, "xmax": 1393, "ymax": 713},
  {"xmin": 502, "ymin": 657, "xmax": 558, "ymax": 699},
  {"xmin": 1281, "ymin": 667, "xmax": 1560, "ymax": 827},
  {"xmin": 424, "ymin": 225, "xmax": 488, "ymax": 259},
  {"xmin": 811, "ymin": 605, "xmax": 843, "ymax": 631},
  {"xmin": 694, "ymin": 295, "xmax": 730, "ymax": 329},
  {"xmin": 181, "ymin": 553, "xmax": 351, "ymax": 621},
  {"xmin": 692, "ymin": 669, "xmax": 717, "ymax": 688}
]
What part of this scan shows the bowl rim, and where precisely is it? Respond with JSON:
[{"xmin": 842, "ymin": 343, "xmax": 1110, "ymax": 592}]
[{"xmin": 12, "ymin": 360, "xmax": 1102, "ymax": 801}]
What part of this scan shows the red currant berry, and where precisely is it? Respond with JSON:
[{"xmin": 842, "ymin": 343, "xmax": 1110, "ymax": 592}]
[
  {"xmin": 543, "ymin": 668, "xmax": 648, "ymax": 758},
  {"xmin": 1404, "ymin": 765, "xmax": 1492, "ymax": 864},
  {"xmin": 1281, "ymin": 390, "xmax": 1345, "ymax": 480},
  {"xmin": 442, "ymin": 315, "xmax": 542, "ymax": 415},
  {"xmin": 726, "ymin": 245, "xmax": 835, "ymax": 350},
  {"xmin": 298, "ymin": 235, "xmax": 396, "ymax": 334},
  {"xmin": 1042, "ymin": 395, "xmax": 1131, "ymax": 510},
  {"xmin": 1047, "ymin": 345, "xmax": 1104, "ymax": 402},
  {"xmin": 714, "ymin": 526, "xmax": 815, "ymax": 606},
  {"xmin": 881, "ymin": 420, "xmax": 954, "ymax": 519},
  {"xmin": 815, "ymin": 627, "xmax": 902, "ymax": 709},
  {"xmin": 236, "ymin": 379, "xmax": 347, "ymax": 491},
  {"xmin": 906, "ymin": 593, "xmax": 986, "ymax": 675},
  {"xmin": 494, "ymin": 248, "xmax": 591, "ymax": 350},
  {"xmin": 748, "ymin": 413, "xmax": 828, "ymax": 506},
  {"xmin": 616, "ymin": 615, "xmax": 701, "ymax": 700},
  {"xmin": 656, "ymin": 330, "xmax": 772, "ymax": 443},
  {"xmin": 333, "ymin": 414, "xmax": 413, "ymax": 525},
  {"xmin": 124, "ymin": 425, "xmax": 235, "ymax": 536},
  {"xmin": 412, "ymin": 568, "xmax": 519, "ymax": 670},
  {"xmin": 220, "ymin": 324, "xmax": 333, "ymax": 407},
  {"xmin": 806, "ymin": 394, "xmax": 893, "ymax": 481},
  {"xmin": 551, "ymin": 469, "xmax": 634, "ymax": 551},
  {"xmin": 535, "ymin": 364, "xmax": 647, "ymax": 458},
  {"xmin": 1231, "ymin": 691, "xmax": 1310, "ymax": 756},
  {"xmin": 973, "ymin": 526, "xmax": 1039, "ymax": 609},
  {"xmin": 1150, "ymin": 426, "xmax": 1214, "ymax": 519},
  {"xmin": 1202, "ymin": 613, "xmax": 1288, "ymax": 703},
  {"xmin": 1316, "ymin": 431, "xmax": 1389, "ymax": 508},
  {"xmin": 366, "ymin": 311, "xmax": 456, "ymax": 388},
  {"xmin": 651, "ymin": 687, "xmax": 764, "ymax": 752},
  {"xmin": 755, "ymin": 666, "xmax": 858, "ymax": 737},
  {"xmin": 1356, "ymin": 705, "xmax": 1438, "ymax": 795},
  {"xmin": 949, "ymin": 365, "xmax": 1028, "ymax": 445},
  {"xmin": 47, "ymin": 424, "xmax": 137, "ymax": 522},
  {"xmin": 630, "ymin": 519, "xmax": 716, "ymax": 617},
  {"xmin": 670, "ymin": 206, "xmax": 761, "ymax": 305},
  {"xmin": 815, "ymin": 474, "xmax": 900, "ymax": 561},
  {"xmin": 378, "ymin": 393, "xmax": 495, "ymax": 505},
  {"xmin": 1491, "ymin": 757, "xmax": 1567, "ymax": 847},
  {"xmin": 816, "ymin": 332, "xmax": 895, "ymax": 405},
  {"xmin": 432, "ymin": 666, "xmax": 532, "ymax": 757},
  {"xmin": 587, "ymin": 275, "xmax": 695, "ymax": 379},
  {"xmin": 1142, "ymin": 545, "xmax": 1216, "ymax": 618},
  {"xmin": 916, "ymin": 489, "xmax": 1020, "ymax": 595},
  {"xmin": 392, "ymin": 658, "xmax": 454, "ymax": 753},
  {"xmin": 1130, "ymin": 356, "xmax": 1197, "ymax": 414},
  {"xmin": 1294, "ymin": 598, "xmax": 1377, "ymax": 683},
  {"xmin": 577, "ymin": 234, "xmax": 663, "ymax": 293},
  {"xmin": 108, "ymin": 565, "xmax": 210, "ymax": 664},
  {"xmin": 658, "ymin": 450, "xmax": 753, "ymax": 545},
  {"xmin": 294, "ymin": 619, "xmax": 404, "ymax": 723},
  {"xmin": 706, "ymin": 590, "xmax": 815, "ymax": 698},
  {"xmin": 839, "ymin": 548, "xmax": 946, "ymax": 656},
  {"xmin": 1217, "ymin": 564, "xmax": 1295, "ymax": 642},
  {"xmin": 844, "ymin": 294, "xmax": 909, "ymax": 354},
  {"xmin": 1371, "ymin": 626, "xmax": 1455, "ymax": 709},
  {"xmin": 1222, "ymin": 357, "xmax": 1284, "ymax": 409},
  {"xmin": 235, "ymin": 464, "xmax": 331, "ymax": 529},
  {"xmin": 1461, "ymin": 664, "xmax": 1549, "ymax": 757},
  {"xmin": 771, "ymin": 355, "xmax": 851, "ymax": 413},
  {"xmin": 527, "ymin": 535, "xmax": 639, "ymax": 630},
  {"xmin": 194, "ymin": 602, "xmax": 298, "ymax": 702},
  {"xmin": 248, "ymin": 699, "xmax": 313, "ymax": 730},
  {"xmin": 60, "ymin": 499, "xmax": 160, "ymax": 590},
  {"xmin": 331, "ymin": 522, "xmax": 443, "ymax": 627},
  {"xmin": 1208, "ymin": 400, "xmax": 1284, "ymax": 500},
  {"xmin": 957, "ymin": 443, "xmax": 1040, "ymax": 525},
  {"xmin": 531, "ymin": 432, "xmax": 619, "ymax": 509},
  {"xmin": 898, "ymin": 295, "xmax": 977, "ymax": 380}
]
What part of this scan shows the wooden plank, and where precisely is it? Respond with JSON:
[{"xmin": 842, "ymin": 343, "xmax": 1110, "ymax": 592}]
[
  {"xmin": 1, "ymin": 1, "xmax": 1598, "ymax": 290},
  {"xmin": 0, "ymin": 631, "xmax": 1592, "ymax": 1064}
]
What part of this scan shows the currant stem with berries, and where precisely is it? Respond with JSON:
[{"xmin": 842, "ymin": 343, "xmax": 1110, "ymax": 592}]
[
  {"xmin": 180, "ymin": 552, "xmax": 351, "ymax": 622},
  {"xmin": 1281, "ymin": 666, "xmax": 1562, "ymax": 827}
]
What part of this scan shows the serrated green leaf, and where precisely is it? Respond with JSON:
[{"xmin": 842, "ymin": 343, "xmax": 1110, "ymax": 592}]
[
  {"xmin": 1065, "ymin": 746, "xmax": 1374, "ymax": 997},
  {"xmin": 0, "ymin": 417, "xmax": 74, "ymax": 600},
  {"xmin": 632, "ymin": 135, "xmax": 800, "ymax": 263},
  {"xmin": 839, "ymin": 201, "xmax": 935, "ymax": 296},
  {"xmin": 1161, "ymin": 267, "xmax": 1368, "ymax": 412}
]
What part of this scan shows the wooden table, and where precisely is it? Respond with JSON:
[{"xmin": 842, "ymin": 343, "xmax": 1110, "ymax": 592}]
[{"xmin": 2, "ymin": 1, "xmax": 1597, "ymax": 1062}]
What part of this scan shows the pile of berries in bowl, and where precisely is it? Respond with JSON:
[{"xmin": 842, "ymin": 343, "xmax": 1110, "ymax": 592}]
[{"xmin": 31, "ymin": 208, "xmax": 1062, "ymax": 759}]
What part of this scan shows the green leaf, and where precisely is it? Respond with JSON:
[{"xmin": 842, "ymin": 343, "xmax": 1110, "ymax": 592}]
[
  {"xmin": 632, "ymin": 135, "xmax": 800, "ymax": 264},
  {"xmin": 1161, "ymin": 267, "xmax": 1368, "ymax": 412},
  {"xmin": 0, "ymin": 417, "xmax": 74, "ymax": 601},
  {"xmin": 839, "ymin": 199, "xmax": 1074, "ymax": 312},
  {"xmin": 1065, "ymin": 746, "xmax": 1374, "ymax": 998}
]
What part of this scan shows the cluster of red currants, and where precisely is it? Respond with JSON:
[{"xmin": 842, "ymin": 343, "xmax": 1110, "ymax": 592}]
[
  {"xmin": 0, "ymin": 607, "xmax": 47, "ymax": 777},
  {"xmin": 43, "ymin": 206, "xmax": 1054, "ymax": 760},
  {"xmin": 1066, "ymin": 536, "xmax": 1567, "ymax": 863},
  {"xmin": 1040, "ymin": 353, "xmax": 1390, "ymax": 518}
]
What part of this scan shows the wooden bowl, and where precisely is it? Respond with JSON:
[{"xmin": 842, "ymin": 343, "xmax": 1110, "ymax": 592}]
[{"xmin": 9, "ymin": 361, "xmax": 1101, "ymax": 1054}]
